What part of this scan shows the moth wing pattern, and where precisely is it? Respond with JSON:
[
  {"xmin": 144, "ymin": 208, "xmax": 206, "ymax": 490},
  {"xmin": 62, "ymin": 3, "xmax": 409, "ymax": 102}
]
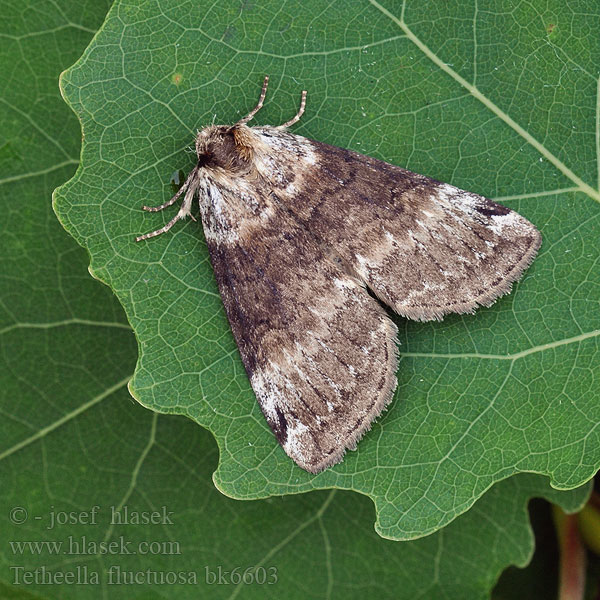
[
  {"xmin": 137, "ymin": 78, "xmax": 542, "ymax": 474},
  {"xmin": 251, "ymin": 127, "xmax": 542, "ymax": 321},
  {"xmin": 199, "ymin": 175, "xmax": 399, "ymax": 473}
]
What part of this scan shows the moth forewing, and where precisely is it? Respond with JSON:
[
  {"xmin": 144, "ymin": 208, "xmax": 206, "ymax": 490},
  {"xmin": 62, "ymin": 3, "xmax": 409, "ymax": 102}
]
[{"xmin": 137, "ymin": 77, "xmax": 541, "ymax": 473}]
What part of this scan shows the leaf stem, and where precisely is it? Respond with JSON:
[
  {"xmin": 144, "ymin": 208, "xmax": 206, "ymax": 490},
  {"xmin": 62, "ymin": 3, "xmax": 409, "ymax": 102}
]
[{"xmin": 552, "ymin": 505, "xmax": 586, "ymax": 600}]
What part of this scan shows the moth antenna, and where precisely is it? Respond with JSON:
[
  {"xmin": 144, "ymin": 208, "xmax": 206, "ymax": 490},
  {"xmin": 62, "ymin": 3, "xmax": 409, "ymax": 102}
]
[
  {"xmin": 278, "ymin": 90, "xmax": 307, "ymax": 129},
  {"xmin": 236, "ymin": 75, "xmax": 269, "ymax": 126}
]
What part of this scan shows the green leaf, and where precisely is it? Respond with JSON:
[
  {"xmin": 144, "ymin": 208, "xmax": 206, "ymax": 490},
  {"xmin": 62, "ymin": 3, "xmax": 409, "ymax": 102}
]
[
  {"xmin": 53, "ymin": 0, "xmax": 600, "ymax": 541},
  {"xmin": 492, "ymin": 498, "xmax": 561, "ymax": 600},
  {"xmin": 2, "ymin": 1, "xmax": 596, "ymax": 598},
  {"xmin": 0, "ymin": 401, "xmax": 592, "ymax": 599}
]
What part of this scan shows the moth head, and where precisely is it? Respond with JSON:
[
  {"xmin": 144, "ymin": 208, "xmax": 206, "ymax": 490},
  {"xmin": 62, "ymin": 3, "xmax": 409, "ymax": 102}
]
[{"xmin": 194, "ymin": 125, "xmax": 254, "ymax": 174}]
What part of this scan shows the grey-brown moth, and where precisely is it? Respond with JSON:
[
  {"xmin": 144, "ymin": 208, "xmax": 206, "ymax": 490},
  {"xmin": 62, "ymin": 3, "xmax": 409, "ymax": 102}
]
[{"xmin": 137, "ymin": 76, "xmax": 542, "ymax": 474}]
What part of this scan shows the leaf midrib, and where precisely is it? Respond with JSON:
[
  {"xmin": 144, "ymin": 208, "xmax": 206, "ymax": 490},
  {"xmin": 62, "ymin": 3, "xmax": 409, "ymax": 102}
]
[{"xmin": 369, "ymin": 0, "xmax": 600, "ymax": 203}]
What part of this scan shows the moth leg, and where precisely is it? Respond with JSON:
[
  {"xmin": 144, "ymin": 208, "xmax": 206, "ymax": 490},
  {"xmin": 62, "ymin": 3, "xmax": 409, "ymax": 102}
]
[
  {"xmin": 136, "ymin": 172, "xmax": 199, "ymax": 241},
  {"xmin": 141, "ymin": 167, "xmax": 198, "ymax": 212},
  {"xmin": 235, "ymin": 76, "xmax": 269, "ymax": 126},
  {"xmin": 277, "ymin": 90, "xmax": 307, "ymax": 129}
]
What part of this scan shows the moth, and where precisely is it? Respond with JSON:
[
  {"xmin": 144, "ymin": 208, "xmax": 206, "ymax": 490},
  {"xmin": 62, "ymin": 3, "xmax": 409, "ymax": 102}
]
[{"xmin": 137, "ymin": 76, "xmax": 542, "ymax": 473}]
